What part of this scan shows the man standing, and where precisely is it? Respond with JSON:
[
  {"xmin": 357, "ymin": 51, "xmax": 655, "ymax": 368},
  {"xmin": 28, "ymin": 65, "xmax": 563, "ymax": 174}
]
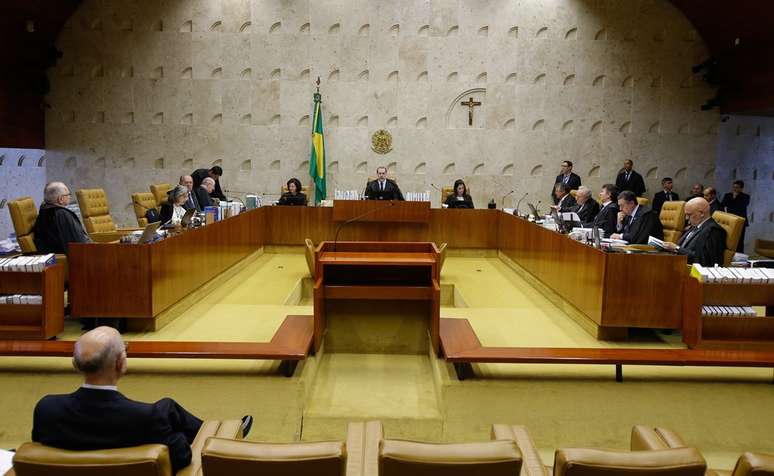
[
  {"xmin": 32, "ymin": 326, "xmax": 252, "ymax": 473},
  {"xmin": 615, "ymin": 159, "xmax": 646, "ymax": 197},
  {"xmin": 662, "ymin": 198, "xmax": 726, "ymax": 266},
  {"xmin": 191, "ymin": 166, "xmax": 226, "ymax": 201},
  {"xmin": 703, "ymin": 187, "xmax": 721, "ymax": 215},
  {"xmin": 571, "ymin": 186, "xmax": 600, "ymax": 223},
  {"xmin": 721, "ymin": 180, "xmax": 750, "ymax": 253},
  {"xmin": 651, "ymin": 177, "xmax": 679, "ymax": 214},
  {"xmin": 364, "ymin": 166, "xmax": 404, "ymax": 200},
  {"xmin": 33, "ymin": 182, "xmax": 91, "ymax": 254},
  {"xmin": 551, "ymin": 160, "xmax": 581, "ymax": 204},
  {"xmin": 611, "ymin": 190, "xmax": 663, "ymax": 244},
  {"xmin": 688, "ymin": 183, "xmax": 704, "ymax": 199},
  {"xmin": 179, "ymin": 175, "xmax": 200, "ymax": 211}
]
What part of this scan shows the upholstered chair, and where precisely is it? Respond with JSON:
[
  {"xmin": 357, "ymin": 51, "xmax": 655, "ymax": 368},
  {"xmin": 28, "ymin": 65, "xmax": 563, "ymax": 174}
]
[
  {"xmin": 712, "ymin": 211, "xmax": 745, "ymax": 265},
  {"xmin": 659, "ymin": 201, "xmax": 686, "ymax": 243},
  {"xmin": 150, "ymin": 183, "xmax": 172, "ymax": 207},
  {"xmin": 132, "ymin": 192, "xmax": 159, "ymax": 227},
  {"xmin": 7, "ymin": 196, "xmax": 68, "ymax": 281},
  {"xmin": 75, "ymin": 188, "xmax": 139, "ymax": 242}
]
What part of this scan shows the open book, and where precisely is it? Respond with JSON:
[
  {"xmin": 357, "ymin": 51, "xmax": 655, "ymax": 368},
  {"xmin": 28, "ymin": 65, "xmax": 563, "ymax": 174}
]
[{"xmin": 647, "ymin": 235, "xmax": 674, "ymax": 251}]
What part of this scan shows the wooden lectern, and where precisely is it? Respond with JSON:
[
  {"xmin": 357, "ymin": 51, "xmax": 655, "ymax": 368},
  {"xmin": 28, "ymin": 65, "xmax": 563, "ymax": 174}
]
[{"xmin": 313, "ymin": 241, "xmax": 441, "ymax": 354}]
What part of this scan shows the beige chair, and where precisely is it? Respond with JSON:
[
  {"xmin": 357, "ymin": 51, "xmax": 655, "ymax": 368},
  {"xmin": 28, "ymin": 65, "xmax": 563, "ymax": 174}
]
[
  {"xmin": 76, "ymin": 188, "xmax": 139, "ymax": 242},
  {"xmin": 150, "ymin": 183, "xmax": 172, "ymax": 207},
  {"xmin": 7, "ymin": 197, "xmax": 68, "ymax": 281},
  {"xmin": 632, "ymin": 426, "xmax": 774, "ymax": 476},
  {"xmin": 712, "ymin": 211, "xmax": 745, "ymax": 265},
  {"xmin": 659, "ymin": 201, "xmax": 686, "ymax": 243},
  {"xmin": 637, "ymin": 197, "xmax": 651, "ymax": 207},
  {"xmin": 305, "ymin": 238, "xmax": 316, "ymax": 279},
  {"xmin": 10, "ymin": 419, "xmax": 242, "ymax": 476},
  {"xmin": 281, "ymin": 184, "xmax": 311, "ymax": 195},
  {"xmin": 358, "ymin": 420, "xmax": 522, "ymax": 476},
  {"xmin": 132, "ymin": 192, "xmax": 159, "ymax": 227},
  {"xmin": 754, "ymin": 239, "xmax": 774, "ymax": 259},
  {"xmin": 201, "ymin": 438, "xmax": 346, "ymax": 476}
]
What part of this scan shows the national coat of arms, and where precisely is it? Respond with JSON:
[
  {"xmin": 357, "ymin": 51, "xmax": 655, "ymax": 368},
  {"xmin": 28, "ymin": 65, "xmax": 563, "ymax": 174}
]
[{"xmin": 371, "ymin": 129, "xmax": 393, "ymax": 154}]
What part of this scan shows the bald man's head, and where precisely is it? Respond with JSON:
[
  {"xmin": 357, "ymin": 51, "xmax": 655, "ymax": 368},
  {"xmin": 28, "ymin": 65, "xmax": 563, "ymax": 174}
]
[
  {"xmin": 73, "ymin": 326, "xmax": 126, "ymax": 380},
  {"xmin": 684, "ymin": 197, "xmax": 710, "ymax": 227}
]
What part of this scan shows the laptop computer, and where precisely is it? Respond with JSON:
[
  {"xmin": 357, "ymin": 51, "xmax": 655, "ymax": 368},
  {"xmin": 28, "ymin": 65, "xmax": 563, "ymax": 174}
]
[
  {"xmin": 180, "ymin": 208, "xmax": 196, "ymax": 227},
  {"xmin": 138, "ymin": 222, "xmax": 161, "ymax": 244},
  {"xmin": 527, "ymin": 202, "xmax": 539, "ymax": 218}
]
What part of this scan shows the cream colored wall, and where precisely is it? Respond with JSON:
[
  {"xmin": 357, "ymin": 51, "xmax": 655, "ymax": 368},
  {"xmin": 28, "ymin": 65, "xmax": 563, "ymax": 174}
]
[{"xmin": 44, "ymin": 0, "xmax": 719, "ymax": 226}]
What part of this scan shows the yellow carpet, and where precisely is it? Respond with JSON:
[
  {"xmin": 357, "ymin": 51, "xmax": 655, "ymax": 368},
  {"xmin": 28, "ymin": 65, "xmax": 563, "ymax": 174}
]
[{"xmin": 1, "ymin": 251, "xmax": 772, "ymax": 470}]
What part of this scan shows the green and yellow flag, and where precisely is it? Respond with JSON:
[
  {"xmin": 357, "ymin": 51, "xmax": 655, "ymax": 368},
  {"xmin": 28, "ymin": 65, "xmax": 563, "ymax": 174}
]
[{"xmin": 309, "ymin": 92, "xmax": 326, "ymax": 203}]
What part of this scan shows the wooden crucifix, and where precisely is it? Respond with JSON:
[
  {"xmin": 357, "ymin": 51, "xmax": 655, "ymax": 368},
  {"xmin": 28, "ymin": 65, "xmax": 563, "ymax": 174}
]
[{"xmin": 460, "ymin": 97, "xmax": 481, "ymax": 126}]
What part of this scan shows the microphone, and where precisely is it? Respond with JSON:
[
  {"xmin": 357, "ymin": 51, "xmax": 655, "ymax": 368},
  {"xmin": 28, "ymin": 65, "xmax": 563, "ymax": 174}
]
[
  {"xmin": 429, "ymin": 183, "xmax": 441, "ymax": 191},
  {"xmin": 0, "ymin": 199, "xmax": 6, "ymax": 209},
  {"xmin": 515, "ymin": 192, "xmax": 528, "ymax": 216},
  {"xmin": 223, "ymin": 189, "xmax": 252, "ymax": 195},
  {"xmin": 500, "ymin": 190, "xmax": 515, "ymax": 208},
  {"xmin": 535, "ymin": 201, "xmax": 542, "ymax": 216},
  {"xmin": 332, "ymin": 201, "xmax": 396, "ymax": 254}
]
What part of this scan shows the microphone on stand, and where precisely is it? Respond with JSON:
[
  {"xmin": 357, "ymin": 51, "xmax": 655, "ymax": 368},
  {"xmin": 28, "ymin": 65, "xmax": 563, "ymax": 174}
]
[
  {"xmin": 429, "ymin": 183, "xmax": 441, "ymax": 191},
  {"xmin": 332, "ymin": 201, "xmax": 396, "ymax": 254},
  {"xmin": 500, "ymin": 190, "xmax": 515, "ymax": 208},
  {"xmin": 515, "ymin": 192, "xmax": 528, "ymax": 217},
  {"xmin": 535, "ymin": 201, "xmax": 542, "ymax": 217}
]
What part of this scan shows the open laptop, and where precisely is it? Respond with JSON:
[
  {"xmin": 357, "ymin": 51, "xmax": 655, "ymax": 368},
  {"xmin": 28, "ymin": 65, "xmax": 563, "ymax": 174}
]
[
  {"xmin": 138, "ymin": 222, "xmax": 161, "ymax": 244},
  {"xmin": 527, "ymin": 202, "xmax": 539, "ymax": 218},
  {"xmin": 180, "ymin": 208, "xmax": 196, "ymax": 227}
]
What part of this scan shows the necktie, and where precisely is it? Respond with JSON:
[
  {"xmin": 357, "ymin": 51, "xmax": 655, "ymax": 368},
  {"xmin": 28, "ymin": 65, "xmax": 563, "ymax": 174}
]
[
  {"xmin": 563, "ymin": 175, "xmax": 569, "ymax": 184},
  {"xmin": 380, "ymin": 181, "xmax": 384, "ymax": 191},
  {"xmin": 186, "ymin": 194, "xmax": 194, "ymax": 209},
  {"xmin": 666, "ymin": 193, "xmax": 671, "ymax": 201},
  {"xmin": 626, "ymin": 172, "xmax": 631, "ymax": 182},
  {"xmin": 679, "ymin": 226, "xmax": 698, "ymax": 246}
]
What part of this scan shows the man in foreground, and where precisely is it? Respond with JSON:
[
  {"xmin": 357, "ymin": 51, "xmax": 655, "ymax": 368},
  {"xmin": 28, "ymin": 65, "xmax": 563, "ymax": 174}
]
[{"xmin": 32, "ymin": 326, "xmax": 252, "ymax": 473}]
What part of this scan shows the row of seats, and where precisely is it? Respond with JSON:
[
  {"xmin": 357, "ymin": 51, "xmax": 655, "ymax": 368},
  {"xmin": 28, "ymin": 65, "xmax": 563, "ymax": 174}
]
[{"xmin": 10, "ymin": 421, "xmax": 772, "ymax": 476}]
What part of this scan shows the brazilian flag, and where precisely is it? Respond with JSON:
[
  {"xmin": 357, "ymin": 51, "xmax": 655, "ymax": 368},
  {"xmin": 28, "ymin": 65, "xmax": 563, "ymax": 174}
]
[{"xmin": 309, "ymin": 92, "xmax": 326, "ymax": 203}]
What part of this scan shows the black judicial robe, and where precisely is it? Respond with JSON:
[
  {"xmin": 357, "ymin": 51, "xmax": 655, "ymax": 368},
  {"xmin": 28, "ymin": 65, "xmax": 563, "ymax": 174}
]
[
  {"xmin": 32, "ymin": 204, "xmax": 90, "ymax": 254},
  {"xmin": 676, "ymin": 218, "xmax": 726, "ymax": 267},
  {"xmin": 191, "ymin": 169, "xmax": 226, "ymax": 201},
  {"xmin": 278, "ymin": 192, "xmax": 308, "ymax": 206},
  {"xmin": 444, "ymin": 194, "xmax": 474, "ymax": 209},
  {"xmin": 195, "ymin": 187, "xmax": 214, "ymax": 208},
  {"xmin": 552, "ymin": 173, "xmax": 581, "ymax": 203},
  {"xmin": 364, "ymin": 179, "xmax": 404, "ymax": 201},
  {"xmin": 588, "ymin": 202, "xmax": 618, "ymax": 238},
  {"xmin": 619, "ymin": 206, "xmax": 663, "ymax": 244},
  {"xmin": 572, "ymin": 200, "xmax": 600, "ymax": 224}
]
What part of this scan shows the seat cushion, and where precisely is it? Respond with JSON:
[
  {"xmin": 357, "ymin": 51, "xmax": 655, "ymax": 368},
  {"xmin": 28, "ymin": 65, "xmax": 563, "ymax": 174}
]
[
  {"xmin": 380, "ymin": 439, "xmax": 522, "ymax": 476},
  {"xmin": 202, "ymin": 438, "xmax": 345, "ymax": 476},
  {"xmin": 554, "ymin": 447, "xmax": 706, "ymax": 476}
]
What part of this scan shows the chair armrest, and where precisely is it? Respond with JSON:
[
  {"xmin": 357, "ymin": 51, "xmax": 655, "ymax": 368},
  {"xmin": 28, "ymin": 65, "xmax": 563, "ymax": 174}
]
[
  {"xmin": 177, "ymin": 419, "xmax": 243, "ymax": 476},
  {"xmin": 347, "ymin": 421, "xmax": 383, "ymax": 476},
  {"xmin": 88, "ymin": 231, "xmax": 126, "ymax": 243},
  {"xmin": 733, "ymin": 452, "xmax": 774, "ymax": 476},
  {"xmin": 631, "ymin": 426, "xmax": 669, "ymax": 451},
  {"xmin": 491, "ymin": 424, "xmax": 549, "ymax": 476},
  {"xmin": 654, "ymin": 427, "xmax": 688, "ymax": 448}
]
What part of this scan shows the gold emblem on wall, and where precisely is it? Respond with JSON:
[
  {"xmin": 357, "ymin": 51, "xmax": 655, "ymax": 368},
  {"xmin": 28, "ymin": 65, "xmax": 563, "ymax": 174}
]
[{"xmin": 371, "ymin": 129, "xmax": 393, "ymax": 154}]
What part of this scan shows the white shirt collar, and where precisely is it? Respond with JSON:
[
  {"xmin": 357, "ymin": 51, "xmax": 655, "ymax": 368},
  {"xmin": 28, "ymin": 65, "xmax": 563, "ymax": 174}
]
[
  {"xmin": 630, "ymin": 204, "xmax": 640, "ymax": 217},
  {"xmin": 82, "ymin": 383, "xmax": 118, "ymax": 391},
  {"xmin": 602, "ymin": 200, "xmax": 612, "ymax": 207}
]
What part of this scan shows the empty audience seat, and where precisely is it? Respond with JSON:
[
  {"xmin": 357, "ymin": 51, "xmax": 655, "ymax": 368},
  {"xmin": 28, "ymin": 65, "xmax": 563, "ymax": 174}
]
[
  {"xmin": 10, "ymin": 419, "xmax": 242, "ymax": 476},
  {"xmin": 712, "ymin": 211, "xmax": 745, "ymax": 265},
  {"xmin": 132, "ymin": 192, "xmax": 159, "ymax": 227},
  {"xmin": 201, "ymin": 438, "xmax": 345, "ymax": 476},
  {"xmin": 659, "ymin": 201, "xmax": 686, "ymax": 243}
]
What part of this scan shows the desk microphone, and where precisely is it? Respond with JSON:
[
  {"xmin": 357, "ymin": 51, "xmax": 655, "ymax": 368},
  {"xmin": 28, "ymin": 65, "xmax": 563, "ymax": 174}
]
[
  {"xmin": 515, "ymin": 192, "xmax": 528, "ymax": 216},
  {"xmin": 332, "ymin": 201, "xmax": 396, "ymax": 254},
  {"xmin": 535, "ymin": 201, "xmax": 542, "ymax": 216},
  {"xmin": 500, "ymin": 190, "xmax": 514, "ymax": 208},
  {"xmin": 0, "ymin": 199, "xmax": 6, "ymax": 209},
  {"xmin": 429, "ymin": 183, "xmax": 441, "ymax": 191}
]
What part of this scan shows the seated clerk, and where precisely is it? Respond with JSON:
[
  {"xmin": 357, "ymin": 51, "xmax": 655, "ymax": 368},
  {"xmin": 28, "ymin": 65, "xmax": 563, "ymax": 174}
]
[
  {"xmin": 444, "ymin": 179, "xmax": 474, "ymax": 209},
  {"xmin": 570, "ymin": 185, "xmax": 599, "ymax": 223},
  {"xmin": 550, "ymin": 182, "xmax": 576, "ymax": 213},
  {"xmin": 588, "ymin": 183, "xmax": 619, "ymax": 238},
  {"xmin": 32, "ymin": 326, "xmax": 253, "ymax": 474},
  {"xmin": 159, "ymin": 185, "xmax": 189, "ymax": 226},
  {"xmin": 611, "ymin": 190, "xmax": 663, "ymax": 244},
  {"xmin": 33, "ymin": 181, "xmax": 92, "ymax": 254},
  {"xmin": 195, "ymin": 177, "xmax": 216, "ymax": 209},
  {"xmin": 364, "ymin": 166, "xmax": 404, "ymax": 200},
  {"xmin": 661, "ymin": 197, "xmax": 726, "ymax": 267},
  {"xmin": 278, "ymin": 177, "xmax": 308, "ymax": 206}
]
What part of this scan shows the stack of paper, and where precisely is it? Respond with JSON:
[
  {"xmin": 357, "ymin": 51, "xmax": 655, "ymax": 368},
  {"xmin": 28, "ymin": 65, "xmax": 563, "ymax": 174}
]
[
  {"xmin": 0, "ymin": 294, "xmax": 44, "ymax": 304},
  {"xmin": 0, "ymin": 254, "xmax": 56, "ymax": 272},
  {"xmin": 701, "ymin": 305, "xmax": 758, "ymax": 318},
  {"xmin": 692, "ymin": 264, "xmax": 774, "ymax": 284}
]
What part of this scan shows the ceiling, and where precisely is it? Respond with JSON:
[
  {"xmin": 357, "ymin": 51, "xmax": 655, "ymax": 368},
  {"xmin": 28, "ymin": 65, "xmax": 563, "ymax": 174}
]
[{"xmin": 0, "ymin": 0, "xmax": 772, "ymax": 148}]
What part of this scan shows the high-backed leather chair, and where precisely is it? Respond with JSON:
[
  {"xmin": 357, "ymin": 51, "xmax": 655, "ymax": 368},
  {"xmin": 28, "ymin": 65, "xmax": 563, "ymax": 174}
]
[
  {"xmin": 10, "ymin": 419, "xmax": 242, "ymax": 476},
  {"xmin": 305, "ymin": 238, "xmax": 316, "ymax": 278},
  {"xmin": 281, "ymin": 184, "xmax": 311, "ymax": 195},
  {"xmin": 201, "ymin": 438, "xmax": 346, "ymax": 476},
  {"xmin": 754, "ymin": 239, "xmax": 774, "ymax": 259},
  {"xmin": 359, "ymin": 420, "xmax": 522, "ymax": 476},
  {"xmin": 150, "ymin": 183, "xmax": 172, "ymax": 207},
  {"xmin": 441, "ymin": 186, "xmax": 471, "ymax": 204},
  {"xmin": 659, "ymin": 201, "xmax": 685, "ymax": 243},
  {"xmin": 132, "ymin": 192, "xmax": 159, "ymax": 227},
  {"xmin": 637, "ymin": 197, "xmax": 651, "ymax": 206},
  {"xmin": 8, "ymin": 197, "xmax": 68, "ymax": 281},
  {"xmin": 8, "ymin": 197, "xmax": 38, "ymax": 253},
  {"xmin": 712, "ymin": 211, "xmax": 745, "ymax": 265},
  {"xmin": 76, "ymin": 188, "xmax": 139, "ymax": 242}
]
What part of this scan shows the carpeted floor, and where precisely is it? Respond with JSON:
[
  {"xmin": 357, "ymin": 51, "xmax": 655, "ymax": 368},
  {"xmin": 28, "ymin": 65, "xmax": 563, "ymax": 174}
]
[{"xmin": 1, "ymin": 250, "xmax": 771, "ymax": 469}]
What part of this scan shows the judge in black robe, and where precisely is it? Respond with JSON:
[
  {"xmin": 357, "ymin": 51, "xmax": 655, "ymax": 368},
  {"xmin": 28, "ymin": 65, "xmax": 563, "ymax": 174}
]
[
  {"xmin": 33, "ymin": 183, "xmax": 91, "ymax": 254},
  {"xmin": 662, "ymin": 198, "xmax": 726, "ymax": 267},
  {"xmin": 444, "ymin": 179, "xmax": 474, "ymax": 209},
  {"xmin": 278, "ymin": 178, "xmax": 308, "ymax": 206},
  {"xmin": 364, "ymin": 167, "xmax": 404, "ymax": 201},
  {"xmin": 612, "ymin": 191, "xmax": 663, "ymax": 244},
  {"xmin": 191, "ymin": 166, "xmax": 226, "ymax": 201},
  {"xmin": 586, "ymin": 184, "xmax": 619, "ymax": 238},
  {"xmin": 571, "ymin": 187, "xmax": 600, "ymax": 224}
]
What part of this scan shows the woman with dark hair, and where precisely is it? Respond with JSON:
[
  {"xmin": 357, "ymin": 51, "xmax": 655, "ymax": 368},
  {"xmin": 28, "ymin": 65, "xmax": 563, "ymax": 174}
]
[
  {"xmin": 444, "ymin": 179, "xmax": 474, "ymax": 209},
  {"xmin": 278, "ymin": 178, "xmax": 308, "ymax": 206}
]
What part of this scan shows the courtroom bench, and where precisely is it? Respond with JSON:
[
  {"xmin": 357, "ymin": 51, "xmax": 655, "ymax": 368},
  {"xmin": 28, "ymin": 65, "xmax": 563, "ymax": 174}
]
[
  {"xmin": 440, "ymin": 318, "xmax": 774, "ymax": 382},
  {"xmin": 0, "ymin": 315, "xmax": 314, "ymax": 377}
]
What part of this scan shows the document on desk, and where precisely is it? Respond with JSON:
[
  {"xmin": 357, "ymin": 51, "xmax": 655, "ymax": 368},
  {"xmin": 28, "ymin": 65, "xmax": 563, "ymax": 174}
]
[
  {"xmin": 0, "ymin": 449, "xmax": 13, "ymax": 474},
  {"xmin": 647, "ymin": 235, "xmax": 672, "ymax": 251},
  {"xmin": 560, "ymin": 212, "xmax": 581, "ymax": 222}
]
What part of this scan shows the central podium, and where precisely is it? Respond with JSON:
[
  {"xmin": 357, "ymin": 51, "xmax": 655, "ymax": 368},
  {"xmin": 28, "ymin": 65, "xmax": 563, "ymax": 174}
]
[{"xmin": 312, "ymin": 241, "xmax": 441, "ymax": 354}]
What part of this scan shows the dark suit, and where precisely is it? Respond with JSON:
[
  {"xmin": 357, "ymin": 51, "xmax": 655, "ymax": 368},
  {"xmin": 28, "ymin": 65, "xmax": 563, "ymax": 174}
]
[
  {"xmin": 676, "ymin": 218, "xmax": 726, "ymax": 267},
  {"xmin": 616, "ymin": 170, "xmax": 646, "ymax": 197},
  {"xmin": 555, "ymin": 194, "xmax": 577, "ymax": 213},
  {"xmin": 589, "ymin": 202, "xmax": 619, "ymax": 238},
  {"xmin": 708, "ymin": 199, "xmax": 721, "ymax": 215},
  {"xmin": 32, "ymin": 388, "xmax": 202, "ymax": 472},
  {"xmin": 33, "ymin": 204, "xmax": 90, "ymax": 254},
  {"xmin": 195, "ymin": 187, "xmax": 213, "ymax": 209},
  {"xmin": 444, "ymin": 194, "xmax": 474, "ymax": 209},
  {"xmin": 183, "ymin": 190, "xmax": 200, "ymax": 212},
  {"xmin": 721, "ymin": 192, "xmax": 750, "ymax": 252},
  {"xmin": 572, "ymin": 199, "xmax": 600, "ymax": 224},
  {"xmin": 364, "ymin": 179, "xmax": 404, "ymax": 201},
  {"xmin": 652, "ymin": 190, "xmax": 679, "ymax": 214},
  {"xmin": 552, "ymin": 173, "xmax": 581, "ymax": 203},
  {"xmin": 618, "ymin": 205, "xmax": 663, "ymax": 244},
  {"xmin": 278, "ymin": 192, "xmax": 308, "ymax": 206},
  {"xmin": 191, "ymin": 169, "xmax": 226, "ymax": 201}
]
